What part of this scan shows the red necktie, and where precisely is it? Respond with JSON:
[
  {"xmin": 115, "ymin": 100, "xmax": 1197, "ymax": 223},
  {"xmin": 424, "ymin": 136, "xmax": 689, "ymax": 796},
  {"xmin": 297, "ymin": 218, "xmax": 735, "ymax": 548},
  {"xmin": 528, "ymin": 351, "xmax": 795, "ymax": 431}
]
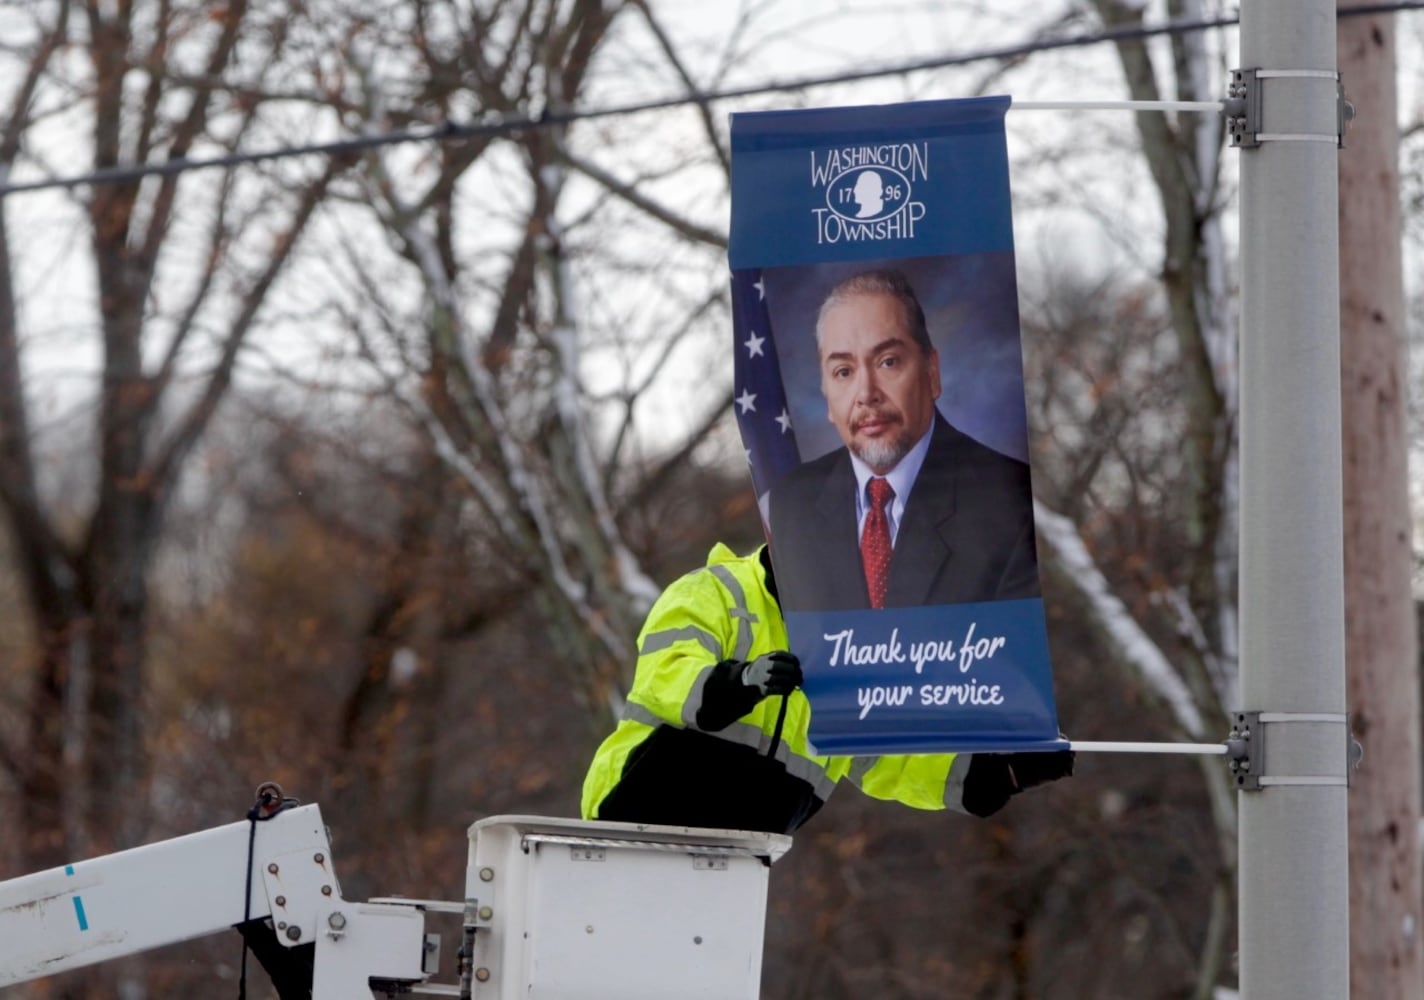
[{"xmin": 860, "ymin": 477, "xmax": 894, "ymax": 609}]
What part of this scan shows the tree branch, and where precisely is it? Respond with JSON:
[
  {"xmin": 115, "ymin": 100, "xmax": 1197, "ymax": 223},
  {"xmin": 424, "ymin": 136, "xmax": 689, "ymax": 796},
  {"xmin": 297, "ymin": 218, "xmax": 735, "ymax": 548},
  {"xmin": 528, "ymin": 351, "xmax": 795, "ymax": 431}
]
[
  {"xmin": 150, "ymin": 161, "xmax": 343, "ymax": 497},
  {"xmin": 1035, "ymin": 499, "xmax": 1207, "ymax": 739},
  {"xmin": 629, "ymin": 0, "xmax": 730, "ymax": 177},
  {"xmin": 559, "ymin": 146, "xmax": 727, "ymax": 248}
]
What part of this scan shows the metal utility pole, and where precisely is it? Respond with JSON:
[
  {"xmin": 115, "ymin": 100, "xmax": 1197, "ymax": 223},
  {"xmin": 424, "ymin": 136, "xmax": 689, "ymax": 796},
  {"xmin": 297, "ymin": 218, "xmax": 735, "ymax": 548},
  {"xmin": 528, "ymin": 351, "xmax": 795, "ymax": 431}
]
[{"xmin": 1237, "ymin": 0, "xmax": 1350, "ymax": 997}]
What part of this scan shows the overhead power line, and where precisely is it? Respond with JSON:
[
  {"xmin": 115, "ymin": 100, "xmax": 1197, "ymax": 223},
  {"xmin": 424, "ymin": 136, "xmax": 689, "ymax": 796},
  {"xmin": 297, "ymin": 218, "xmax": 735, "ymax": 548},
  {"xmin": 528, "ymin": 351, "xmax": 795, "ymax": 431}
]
[{"xmin": 2, "ymin": 2, "xmax": 1421, "ymax": 197}]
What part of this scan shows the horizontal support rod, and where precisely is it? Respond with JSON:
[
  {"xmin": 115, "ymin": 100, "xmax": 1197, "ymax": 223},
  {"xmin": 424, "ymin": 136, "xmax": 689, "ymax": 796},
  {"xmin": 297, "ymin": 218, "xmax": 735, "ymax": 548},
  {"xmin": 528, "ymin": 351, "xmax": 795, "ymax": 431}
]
[
  {"xmin": 1012, "ymin": 99, "xmax": 1223, "ymax": 112},
  {"xmin": 1069, "ymin": 740, "xmax": 1229, "ymax": 755}
]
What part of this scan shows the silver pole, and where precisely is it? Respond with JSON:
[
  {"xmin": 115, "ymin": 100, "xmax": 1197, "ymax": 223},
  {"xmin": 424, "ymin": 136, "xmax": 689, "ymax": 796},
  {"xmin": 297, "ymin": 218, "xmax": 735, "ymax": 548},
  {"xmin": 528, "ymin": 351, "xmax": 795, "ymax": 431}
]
[{"xmin": 1238, "ymin": 1, "xmax": 1350, "ymax": 997}]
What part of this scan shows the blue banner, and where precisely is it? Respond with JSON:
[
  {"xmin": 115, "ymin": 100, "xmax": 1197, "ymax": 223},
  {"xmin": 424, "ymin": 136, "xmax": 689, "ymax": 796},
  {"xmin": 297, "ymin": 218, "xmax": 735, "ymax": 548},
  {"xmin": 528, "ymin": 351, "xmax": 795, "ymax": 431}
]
[
  {"xmin": 729, "ymin": 97, "xmax": 1064, "ymax": 755},
  {"xmin": 729, "ymin": 97, "xmax": 1015, "ymax": 269},
  {"xmin": 786, "ymin": 602, "xmax": 1062, "ymax": 755}
]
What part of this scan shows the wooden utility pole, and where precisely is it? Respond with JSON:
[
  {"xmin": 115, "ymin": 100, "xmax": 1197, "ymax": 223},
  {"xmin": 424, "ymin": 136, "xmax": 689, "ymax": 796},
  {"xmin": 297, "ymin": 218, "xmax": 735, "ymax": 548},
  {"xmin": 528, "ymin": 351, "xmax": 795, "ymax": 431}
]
[{"xmin": 1338, "ymin": 4, "xmax": 1424, "ymax": 996}]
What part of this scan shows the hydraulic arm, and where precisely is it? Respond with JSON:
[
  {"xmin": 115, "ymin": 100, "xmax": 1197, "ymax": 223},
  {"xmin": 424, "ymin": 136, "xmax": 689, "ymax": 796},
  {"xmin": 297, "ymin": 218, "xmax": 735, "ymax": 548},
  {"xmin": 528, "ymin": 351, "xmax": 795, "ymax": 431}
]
[
  {"xmin": 0, "ymin": 786, "xmax": 790, "ymax": 999},
  {"xmin": 0, "ymin": 788, "xmax": 429, "ymax": 997}
]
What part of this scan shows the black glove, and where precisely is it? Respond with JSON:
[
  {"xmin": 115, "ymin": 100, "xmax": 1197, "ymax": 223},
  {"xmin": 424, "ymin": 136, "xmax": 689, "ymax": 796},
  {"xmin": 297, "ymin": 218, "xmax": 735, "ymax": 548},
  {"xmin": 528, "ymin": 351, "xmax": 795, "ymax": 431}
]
[
  {"xmin": 740, "ymin": 651, "xmax": 803, "ymax": 696},
  {"xmin": 695, "ymin": 652, "xmax": 802, "ymax": 732},
  {"xmin": 961, "ymin": 749, "xmax": 1075, "ymax": 818},
  {"xmin": 1005, "ymin": 748, "xmax": 1075, "ymax": 789}
]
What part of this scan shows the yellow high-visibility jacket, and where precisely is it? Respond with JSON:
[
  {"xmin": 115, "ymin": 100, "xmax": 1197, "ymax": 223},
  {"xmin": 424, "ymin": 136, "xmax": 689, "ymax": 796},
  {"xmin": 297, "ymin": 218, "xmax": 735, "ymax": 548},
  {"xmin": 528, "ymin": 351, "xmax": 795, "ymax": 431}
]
[{"xmin": 581, "ymin": 543, "xmax": 973, "ymax": 834}]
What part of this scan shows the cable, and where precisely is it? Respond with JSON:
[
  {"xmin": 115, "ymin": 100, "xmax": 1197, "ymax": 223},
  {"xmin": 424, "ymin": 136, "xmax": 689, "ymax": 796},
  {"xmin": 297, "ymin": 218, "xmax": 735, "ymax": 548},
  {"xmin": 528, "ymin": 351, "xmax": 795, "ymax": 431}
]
[
  {"xmin": 238, "ymin": 810, "xmax": 259, "ymax": 1000},
  {"xmin": 766, "ymin": 693, "xmax": 790, "ymax": 760},
  {"xmin": 237, "ymin": 783, "xmax": 300, "ymax": 1000},
  {"xmin": 2, "ymin": 1, "xmax": 1421, "ymax": 197}
]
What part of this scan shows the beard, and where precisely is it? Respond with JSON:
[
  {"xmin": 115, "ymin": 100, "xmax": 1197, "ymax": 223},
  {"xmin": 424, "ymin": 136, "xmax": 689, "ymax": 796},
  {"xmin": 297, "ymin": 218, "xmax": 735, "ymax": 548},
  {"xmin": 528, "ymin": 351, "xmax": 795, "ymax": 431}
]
[{"xmin": 849, "ymin": 416, "xmax": 915, "ymax": 473}]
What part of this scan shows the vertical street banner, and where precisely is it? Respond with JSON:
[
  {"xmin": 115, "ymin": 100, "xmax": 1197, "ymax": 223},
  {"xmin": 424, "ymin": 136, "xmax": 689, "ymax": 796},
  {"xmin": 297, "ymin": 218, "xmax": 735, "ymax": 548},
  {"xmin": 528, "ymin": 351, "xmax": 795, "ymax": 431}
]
[{"xmin": 729, "ymin": 97, "xmax": 1065, "ymax": 755}]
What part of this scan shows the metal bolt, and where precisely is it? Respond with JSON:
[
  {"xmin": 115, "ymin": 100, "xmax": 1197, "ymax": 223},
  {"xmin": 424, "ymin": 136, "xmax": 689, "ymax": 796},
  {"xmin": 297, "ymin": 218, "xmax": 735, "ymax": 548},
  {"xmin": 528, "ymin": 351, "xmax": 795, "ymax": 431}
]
[
  {"xmin": 277, "ymin": 921, "xmax": 287, "ymax": 930},
  {"xmin": 585, "ymin": 925, "xmax": 594, "ymax": 934},
  {"xmin": 275, "ymin": 895, "xmax": 286, "ymax": 907},
  {"xmin": 321, "ymin": 885, "xmax": 333, "ymax": 896},
  {"xmin": 267, "ymin": 863, "xmax": 279, "ymax": 874},
  {"xmin": 479, "ymin": 867, "xmax": 494, "ymax": 882},
  {"xmin": 694, "ymin": 936, "xmax": 703, "ymax": 945},
  {"xmin": 328, "ymin": 912, "xmax": 347, "ymax": 931},
  {"xmin": 286, "ymin": 925, "xmax": 302, "ymax": 942},
  {"xmin": 478, "ymin": 906, "xmax": 493, "ymax": 921},
  {"xmin": 475, "ymin": 968, "xmax": 491, "ymax": 983}
]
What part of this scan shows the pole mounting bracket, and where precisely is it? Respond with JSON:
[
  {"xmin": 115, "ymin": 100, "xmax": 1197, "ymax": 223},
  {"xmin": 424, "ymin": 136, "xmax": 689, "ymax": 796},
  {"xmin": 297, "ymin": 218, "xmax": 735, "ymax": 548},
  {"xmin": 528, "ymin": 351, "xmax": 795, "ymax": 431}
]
[
  {"xmin": 1224, "ymin": 711, "xmax": 1362, "ymax": 791},
  {"xmin": 1224, "ymin": 68, "xmax": 1355, "ymax": 149},
  {"xmin": 1225, "ymin": 711, "xmax": 1262, "ymax": 790}
]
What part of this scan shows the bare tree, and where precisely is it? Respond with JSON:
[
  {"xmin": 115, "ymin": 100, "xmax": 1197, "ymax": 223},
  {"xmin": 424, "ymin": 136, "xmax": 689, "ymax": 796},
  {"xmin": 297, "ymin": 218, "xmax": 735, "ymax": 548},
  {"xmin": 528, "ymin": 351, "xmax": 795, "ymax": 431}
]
[
  {"xmin": 297, "ymin": 0, "xmax": 757, "ymax": 732},
  {"xmin": 0, "ymin": 0, "xmax": 347, "ymax": 866},
  {"xmin": 1024, "ymin": 3, "xmax": 1240, "ymax": 995},
  {"xmin": 415, "ymin": 4, "xmax": 649, "ymax": 670}
]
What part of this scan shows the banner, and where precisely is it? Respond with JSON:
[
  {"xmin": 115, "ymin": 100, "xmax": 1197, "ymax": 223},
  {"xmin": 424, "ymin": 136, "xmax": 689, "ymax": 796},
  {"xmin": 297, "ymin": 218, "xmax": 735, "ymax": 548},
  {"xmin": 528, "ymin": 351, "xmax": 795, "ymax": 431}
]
[{"xmin": 729, "ymin": 97, "xmax": 1065, "ymax": 755}]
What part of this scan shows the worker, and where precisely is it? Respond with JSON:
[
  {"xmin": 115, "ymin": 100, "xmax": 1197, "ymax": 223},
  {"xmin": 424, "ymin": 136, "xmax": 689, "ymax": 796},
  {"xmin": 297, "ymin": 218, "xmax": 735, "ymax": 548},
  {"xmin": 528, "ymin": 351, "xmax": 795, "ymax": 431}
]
[{"xmin": 581, "ymin": 542, "xmax": 1074, "ymax": 835}]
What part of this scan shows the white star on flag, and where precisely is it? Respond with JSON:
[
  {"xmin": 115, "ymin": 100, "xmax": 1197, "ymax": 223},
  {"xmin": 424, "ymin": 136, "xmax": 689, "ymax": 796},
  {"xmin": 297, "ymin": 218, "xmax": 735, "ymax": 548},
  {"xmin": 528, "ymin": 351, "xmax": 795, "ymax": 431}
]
[{"xmin": 731, "ymin": 268, "xmax": 798, "ymax": 501}]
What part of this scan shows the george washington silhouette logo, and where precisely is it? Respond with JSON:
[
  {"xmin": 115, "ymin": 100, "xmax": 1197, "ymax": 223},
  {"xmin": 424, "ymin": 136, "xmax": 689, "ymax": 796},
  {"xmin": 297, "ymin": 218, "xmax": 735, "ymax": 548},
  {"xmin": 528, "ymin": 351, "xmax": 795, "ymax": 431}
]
[{"xmin": 811, "ymin": 144, "xmax": 926, "ymax": 245}]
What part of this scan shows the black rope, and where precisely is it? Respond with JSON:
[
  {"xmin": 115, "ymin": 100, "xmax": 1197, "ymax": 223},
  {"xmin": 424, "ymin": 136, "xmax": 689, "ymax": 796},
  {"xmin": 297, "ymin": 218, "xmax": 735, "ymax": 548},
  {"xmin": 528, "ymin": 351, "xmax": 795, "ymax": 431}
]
[
  {"xmin": 237, "ymin": 783, "xmax": 300, "ymax": 1000},
  {"xmin": 766, "ymin": 694, "xmax": 790, "ymax": 760},
  {"xmin": 238, "ymin": 811, "xmax": 259, "ymax": 1000}
]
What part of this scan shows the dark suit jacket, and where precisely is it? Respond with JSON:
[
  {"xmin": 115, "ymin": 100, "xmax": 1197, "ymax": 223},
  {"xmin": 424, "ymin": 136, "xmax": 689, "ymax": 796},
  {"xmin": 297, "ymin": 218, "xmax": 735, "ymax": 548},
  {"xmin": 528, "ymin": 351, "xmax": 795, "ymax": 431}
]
[{"xmin": 767, "ymin": 414, "xmax": 1040, "ymax": 611}]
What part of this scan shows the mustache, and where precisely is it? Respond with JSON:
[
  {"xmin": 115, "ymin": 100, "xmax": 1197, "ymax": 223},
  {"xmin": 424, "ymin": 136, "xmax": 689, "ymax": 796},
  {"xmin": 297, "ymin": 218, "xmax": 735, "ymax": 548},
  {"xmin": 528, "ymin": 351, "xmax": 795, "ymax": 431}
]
[{"xmin": 851, "ymin": 409, "xmax": 902, "ymax": 432}]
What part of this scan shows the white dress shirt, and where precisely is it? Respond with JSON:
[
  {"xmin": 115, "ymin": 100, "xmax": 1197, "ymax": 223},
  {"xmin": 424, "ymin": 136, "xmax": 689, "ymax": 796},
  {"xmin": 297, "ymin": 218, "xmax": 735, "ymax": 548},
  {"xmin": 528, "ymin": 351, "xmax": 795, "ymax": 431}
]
[{"xmin": 850, "ymin": 421, "xmax": 935, "ymax": 548}]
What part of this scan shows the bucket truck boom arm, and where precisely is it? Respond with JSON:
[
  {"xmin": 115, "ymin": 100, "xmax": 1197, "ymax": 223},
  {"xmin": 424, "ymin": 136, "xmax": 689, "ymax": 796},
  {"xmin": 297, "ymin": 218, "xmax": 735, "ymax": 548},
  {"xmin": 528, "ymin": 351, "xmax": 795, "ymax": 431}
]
[
  {"xmin": 0, "ymin": 786, "xmax": 792, "ymax": 999},
  {"xmin": 0, "ymin": 786, "xmax": 431, "ymax": 998}
]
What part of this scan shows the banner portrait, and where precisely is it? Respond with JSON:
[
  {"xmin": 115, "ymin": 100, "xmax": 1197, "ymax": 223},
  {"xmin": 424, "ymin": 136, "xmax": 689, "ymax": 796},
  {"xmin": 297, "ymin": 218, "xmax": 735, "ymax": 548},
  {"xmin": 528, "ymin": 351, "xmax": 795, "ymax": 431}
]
[{"xmin": 729, "ymin": 97, "xmax": 1065, "ymax": 755}]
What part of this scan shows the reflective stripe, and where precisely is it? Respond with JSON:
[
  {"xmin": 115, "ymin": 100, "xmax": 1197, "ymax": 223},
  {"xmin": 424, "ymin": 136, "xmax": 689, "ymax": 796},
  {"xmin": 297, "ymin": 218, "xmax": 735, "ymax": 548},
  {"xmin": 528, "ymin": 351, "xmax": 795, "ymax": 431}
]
[
  {"xmin": 640, "ymin": 625, "xmax": 721, "ymax": 659},
  {"xmin": 618, "ymin": 700, "xmax": 837, "ymax": 802},
  {"xmin": 721, "ymin": 719, "xmax": 774, "ymax": 752},
  {"xmin": 847, "ymin": 757, "xmax": 878, "ymax": 785},
  {"xmin": 776, "ymin": 741, "xmax": 839, "ymax": 801},
  {"xmin": 622, "ymin": 700, "xmax": 665, "ymax": 727},
  {"xmin": 708, "ymin": 564, "xmax": 756, "ymax": 661},
  {"xmin": 942, "ymin": 753, "xmax": 972, "ymax": 814},
  {"xmin": 711, "ymin": 720, "xmax": 838, "ymax": 801},
  {"xmin": 681, "ymin": 663, "xmax": 715, "ymax": 728}
]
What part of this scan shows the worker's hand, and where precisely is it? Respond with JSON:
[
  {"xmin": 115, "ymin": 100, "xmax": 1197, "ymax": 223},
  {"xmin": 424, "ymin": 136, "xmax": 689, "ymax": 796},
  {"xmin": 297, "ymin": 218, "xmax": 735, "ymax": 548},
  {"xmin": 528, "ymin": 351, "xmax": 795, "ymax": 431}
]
[
  {"xmin": 740, "ymin": 651, "xmax": 803, "ymax": 696},
  {"xmin": 695, "ymin": 653, "xmax": 802, "ymax": 732},
  {"xmin": 960, "ymin": 749, "xmax": 1075, "ymax": 818},
  {"xmin": 1004, "ymin": 748, "xmax": 1075, "ymax": 789}
]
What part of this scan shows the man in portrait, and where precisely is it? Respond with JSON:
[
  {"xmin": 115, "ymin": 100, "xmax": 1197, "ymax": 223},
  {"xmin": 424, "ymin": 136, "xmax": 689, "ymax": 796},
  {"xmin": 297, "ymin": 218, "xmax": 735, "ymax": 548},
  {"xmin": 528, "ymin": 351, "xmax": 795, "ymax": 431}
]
[{"xmin": 767, "ymin": 268, "xmax": 1039, "ymax": 612}]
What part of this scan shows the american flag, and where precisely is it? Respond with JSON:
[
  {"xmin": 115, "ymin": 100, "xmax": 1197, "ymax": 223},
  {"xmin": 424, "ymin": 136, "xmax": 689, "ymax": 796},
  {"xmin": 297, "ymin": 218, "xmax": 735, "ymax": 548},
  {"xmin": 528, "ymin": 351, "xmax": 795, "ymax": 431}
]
[{"xmin": 730, "ymin": 268, "xmax": 801, "ymax": 505}]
